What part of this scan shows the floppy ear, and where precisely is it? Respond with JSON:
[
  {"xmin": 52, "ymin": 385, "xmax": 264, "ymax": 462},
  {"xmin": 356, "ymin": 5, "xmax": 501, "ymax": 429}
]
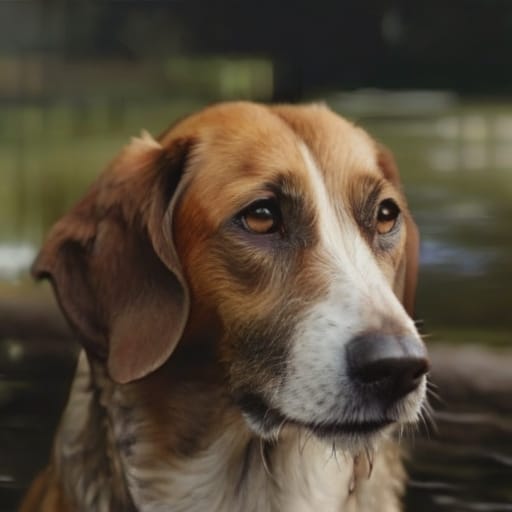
[
  {"xmin": 377, "ymin": 145, "xmax": 419, "ymax": 317},
  {"xmin": 32, "ymin": 132, "xmax": 193, "ymax": 383}
]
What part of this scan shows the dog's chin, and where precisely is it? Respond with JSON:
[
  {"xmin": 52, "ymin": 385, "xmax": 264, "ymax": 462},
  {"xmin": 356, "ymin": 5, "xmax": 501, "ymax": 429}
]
[
  {"xmin": 239, "ymin": 394, "xmax": 402, "ymax": 452},
  {"xmin": 243, "ymin": 411, "xmax": 395, "ymax": 456}
]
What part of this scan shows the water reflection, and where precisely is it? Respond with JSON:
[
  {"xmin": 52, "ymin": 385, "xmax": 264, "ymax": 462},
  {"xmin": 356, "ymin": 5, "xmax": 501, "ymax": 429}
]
[
  {"xmin": 420, "ymin": 239, "xmax": 495, "ymax": 275},
  {"xmin": 0, "ymin": 245, "xmax": 35, "ymax": 281},
  {"xmin": 352, "ymin": 101, "xmax": 512, "ymax": 341}
]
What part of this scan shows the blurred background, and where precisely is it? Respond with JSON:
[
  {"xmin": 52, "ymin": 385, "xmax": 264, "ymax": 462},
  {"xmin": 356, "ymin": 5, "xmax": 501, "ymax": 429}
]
[{"xmin": 1, "ymin": 1, "xmax": 511, "ymax": 511}]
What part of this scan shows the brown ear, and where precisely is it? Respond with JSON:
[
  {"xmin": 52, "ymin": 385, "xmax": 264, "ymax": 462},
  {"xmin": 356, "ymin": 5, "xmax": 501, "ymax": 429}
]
[
  {"xmin": 32, "ymin": 132, "xmax": 193, "ymax": 383},
  {"xmin": 377, "ymin": 144, "xmax": 419, "ymax": 317}
]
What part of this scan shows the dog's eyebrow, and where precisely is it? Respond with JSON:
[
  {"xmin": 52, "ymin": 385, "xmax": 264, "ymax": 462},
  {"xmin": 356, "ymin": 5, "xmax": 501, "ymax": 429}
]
[
  {"xmin": 349, "ymin": 174, "xmax": 397, "ymax": 228},
  {"xmin": 266, "ymin": 173, "xmax": 308, "ymax": 201},
  {"xmin": 228, "ymin": 175, "xmax": 301, "ymax": 211}
]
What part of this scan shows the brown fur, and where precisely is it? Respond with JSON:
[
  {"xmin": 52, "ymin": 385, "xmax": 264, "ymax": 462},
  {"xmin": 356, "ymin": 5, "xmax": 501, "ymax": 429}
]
[{"xmin": 20, "ymin": 102, "xmax": 422, "ymax": 512}]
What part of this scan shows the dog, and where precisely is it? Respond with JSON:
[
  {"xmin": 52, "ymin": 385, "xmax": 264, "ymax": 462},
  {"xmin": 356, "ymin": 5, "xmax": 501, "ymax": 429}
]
[{"xmin": 20, "ymin": 101, "xmax": 428, "ymax": 512}]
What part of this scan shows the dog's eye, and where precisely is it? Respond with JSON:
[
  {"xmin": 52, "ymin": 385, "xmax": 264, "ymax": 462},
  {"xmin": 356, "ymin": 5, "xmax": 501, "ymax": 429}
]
[
  {"xmin": 376, "ymin": 199, "xmax": 400, "ymax": 235},
  {"xmin": 240, "ymin": 199, "xmax": 281, "ymax": 234}
]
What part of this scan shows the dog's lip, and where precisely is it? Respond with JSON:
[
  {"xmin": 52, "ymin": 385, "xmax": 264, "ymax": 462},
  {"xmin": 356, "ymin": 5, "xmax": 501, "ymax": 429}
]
[
  {"xmin": 285, "ymin": 417, "xmax": 394, "ymax": 438},
  {"xmin": 237, "ymin": 392, "xmax": 394, "ymax": 438}
]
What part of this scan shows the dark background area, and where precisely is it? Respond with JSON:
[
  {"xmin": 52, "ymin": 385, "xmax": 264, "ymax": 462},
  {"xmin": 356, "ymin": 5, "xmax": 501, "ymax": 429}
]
[{"xmin": 3, "ymin": 1, "xmax": 512, "ymax": 100}]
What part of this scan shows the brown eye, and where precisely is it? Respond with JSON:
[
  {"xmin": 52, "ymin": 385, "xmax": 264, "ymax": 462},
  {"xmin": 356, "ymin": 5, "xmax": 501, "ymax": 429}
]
[
  {"xmin": 240, "ymin": 199, "xmax": 281, "ymax": 234},
  {"xmin": 376, "ymin": 199, "xmax": 400, "ymax": 235}
]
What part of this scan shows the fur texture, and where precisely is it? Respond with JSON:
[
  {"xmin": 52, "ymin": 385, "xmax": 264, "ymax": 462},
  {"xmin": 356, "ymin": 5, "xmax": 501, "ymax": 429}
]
[{"xmin": 20, "ymin": 102, "xmax": 427, "ymax": 512}]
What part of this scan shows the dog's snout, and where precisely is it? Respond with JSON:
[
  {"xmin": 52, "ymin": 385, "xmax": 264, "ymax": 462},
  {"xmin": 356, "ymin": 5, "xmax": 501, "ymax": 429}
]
[{"xmin": 346, "ymin": 333, "xmax": 429, "ymax": 400}]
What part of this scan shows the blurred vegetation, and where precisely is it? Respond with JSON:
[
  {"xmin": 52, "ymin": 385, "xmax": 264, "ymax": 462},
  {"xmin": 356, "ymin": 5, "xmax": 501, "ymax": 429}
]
[
  {"xmin": 3, "ymin": 1, "xmax": 512, "ymax": 96},
  {"xmin": 1, "ymin": 1, "xmax": 511, "ymax": 341}
]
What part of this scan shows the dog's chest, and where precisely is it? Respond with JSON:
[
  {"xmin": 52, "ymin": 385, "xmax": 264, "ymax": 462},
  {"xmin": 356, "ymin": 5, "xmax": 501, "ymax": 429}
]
[
  {"xmin": 122, "ymin": 432, "xmax": 354, "ymax": 512},
  {"xmin": 56, "ymin": 356, "xmax": 402, "ymax": 512}
]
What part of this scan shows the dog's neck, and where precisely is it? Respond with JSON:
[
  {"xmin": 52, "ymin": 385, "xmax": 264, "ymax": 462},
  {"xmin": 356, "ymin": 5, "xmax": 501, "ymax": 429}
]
[{"xmin": 52, "ymin": 352, "xmax": 404, "ymax": 512}]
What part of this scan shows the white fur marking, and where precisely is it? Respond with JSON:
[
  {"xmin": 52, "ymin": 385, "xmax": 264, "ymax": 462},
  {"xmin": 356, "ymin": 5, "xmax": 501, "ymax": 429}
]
[{"xmin": 276, "ymin": 143, "xmax": 423, "ymax": 435}]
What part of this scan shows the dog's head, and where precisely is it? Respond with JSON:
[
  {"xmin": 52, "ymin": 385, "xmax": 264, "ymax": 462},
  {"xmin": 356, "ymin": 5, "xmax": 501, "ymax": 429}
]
[{"xmin": 34, "ymin": 102, "xmax": 428, "ymax": 448}]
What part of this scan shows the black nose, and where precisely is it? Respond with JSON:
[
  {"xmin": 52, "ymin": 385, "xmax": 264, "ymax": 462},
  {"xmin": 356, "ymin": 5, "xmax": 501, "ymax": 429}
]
[{"xmin": 346, "ymin": 333, "xmax": 429, "ymax": 401}]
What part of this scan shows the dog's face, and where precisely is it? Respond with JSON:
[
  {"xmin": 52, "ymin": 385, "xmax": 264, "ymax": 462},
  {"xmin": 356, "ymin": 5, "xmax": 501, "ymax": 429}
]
[{"xmin": 34, "ymin": 102, "xmax": 428, "ymax": 449}]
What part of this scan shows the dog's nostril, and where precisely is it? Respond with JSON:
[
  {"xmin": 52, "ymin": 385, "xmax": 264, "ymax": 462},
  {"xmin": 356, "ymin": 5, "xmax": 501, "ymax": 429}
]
[
  {"xmin": 346, "ymin": 333, "xmax": 429, "ymax": 400},
  {"xmin": 355, "ymin": 357, "xmax": 422, "ymax": 383},
  {"xmin": 412, "ymin": 361, "xmax": 429, "ymax": 381},
  {"xmin": 398, "ymin": 357, "xmax": 430, "ymax": 396}
]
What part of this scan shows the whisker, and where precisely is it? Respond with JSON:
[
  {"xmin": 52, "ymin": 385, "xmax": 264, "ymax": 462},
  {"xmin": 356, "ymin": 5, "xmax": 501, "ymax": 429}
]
[
  {"xmin": 398, "ymin": 423, "xmax": 404, "ymax": 443},
  {"xmin": 364, "ymin": 446, "xmax": 374, "ymax": 479},
  {"xmin": 302, "ymin": 426, "xmax": 316, "ymax": 455},
  {"xmin": 422, "ymin": 401, "xmax": 438, "ymax": 434},
  {"xmin": 259, "ymin": 438, "xmax": 277, "ymax": 484},
  {"xmin": 426, "ymin": 387, "xmax": 442, "ymax": 402},
  {"xmin": 426, "ymin": 381, "xmax": 445, "ymax": 406},
  {"xmin": 407, "ymin": 420, "xmax": 419, "ymax": 439},
  {"xmin": 427, "ymin": 378, "xmax": 439, "ymax": 390},
  {"xmin": 413, "ymin": 318, "xmax": 425, "ymax": 329},
  {"xmin": 274, "ymin": 418, "xmax": 287, "ymax": 442},
  {"xmin": 298, "ymin": 428, "xmax": 308, "ymax": 456},
  {"xmin": 332, "ymin": 439, "xmax": 342, "ymax": 471}
]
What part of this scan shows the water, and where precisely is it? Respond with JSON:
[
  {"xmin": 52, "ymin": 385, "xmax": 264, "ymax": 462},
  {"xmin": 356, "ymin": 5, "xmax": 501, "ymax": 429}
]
[
  {"xmin": 1, "ymin": 94, "xmax": 511, "ymax": 510},
  {"xmin": 358, "ymin": 95, "xmax": 512, "ymax": 510}
]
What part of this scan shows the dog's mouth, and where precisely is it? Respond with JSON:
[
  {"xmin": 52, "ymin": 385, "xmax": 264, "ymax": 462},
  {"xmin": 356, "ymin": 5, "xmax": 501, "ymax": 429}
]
[
  {"xmin": 288, "ymin": 418, "xmax": 394, "ymax": 438},
  {"xmin": 237, "ymin": 392, "xmax": 395, "ymax": 441}
]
